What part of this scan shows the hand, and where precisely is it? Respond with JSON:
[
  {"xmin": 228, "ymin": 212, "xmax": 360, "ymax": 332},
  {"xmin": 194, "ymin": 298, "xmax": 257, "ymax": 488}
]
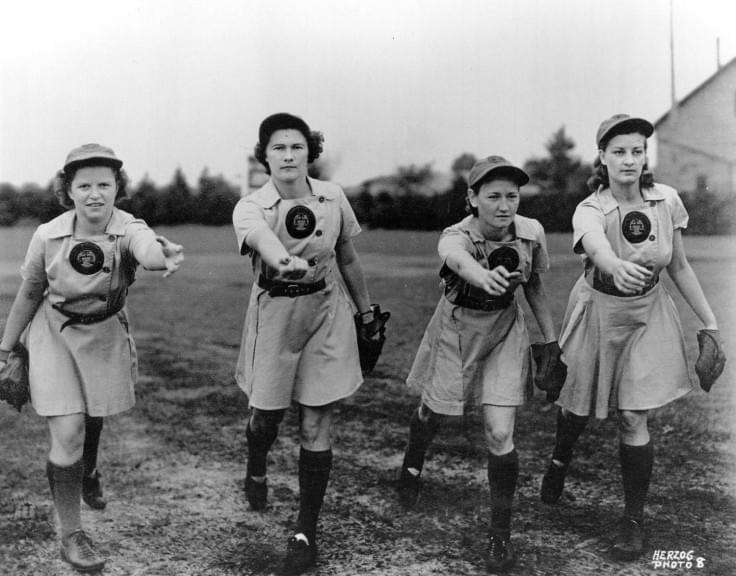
[
  {"xmin": 0, "ymin": 360, "xmax": 6, "ymax": 370},
  {"xmin": 156, "ymin": 236, "xmax": 184, "ymax": 278},
  {"xmin": 473, "ymin": 266, "xmax": 521, "ymax": 297},
  {"xmin": 611, "ymin": 260, "xmax": 651, "ymax": 295},
  {"xmin": 274, "ymin": 256, "xmax": 309, "ymax": 281}
]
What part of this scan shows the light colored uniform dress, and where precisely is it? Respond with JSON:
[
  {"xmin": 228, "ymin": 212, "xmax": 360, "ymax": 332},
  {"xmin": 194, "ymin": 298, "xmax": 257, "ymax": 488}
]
[
  {"xmin": 21, "ymin": 208, "xmax": 159, "ymax": 417},
  {"xmin": 407, "ymin": 214, "xmax": 549, "ymax": 415},
  {"xmin": 232, "ymin": 177, "xmax": 363, "ymax": 410},
  {"xmin": 557, "ymin": 183, "xmax": 694, "ymax": 419}
]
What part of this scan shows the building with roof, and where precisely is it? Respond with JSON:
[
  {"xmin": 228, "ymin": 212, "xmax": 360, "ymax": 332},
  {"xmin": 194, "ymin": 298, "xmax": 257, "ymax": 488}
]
[{"xmin": 654, "ymin": 56, "xmax": 736, "ymax": 196}]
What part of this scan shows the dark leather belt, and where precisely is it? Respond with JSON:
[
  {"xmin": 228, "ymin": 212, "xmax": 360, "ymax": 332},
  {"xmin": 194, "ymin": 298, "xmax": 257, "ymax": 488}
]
[
  {"xmin": 52, "ymin": 301, "xmax": 125, "ymax": 332},
  {"xmin": 592, "ymin": 275, "xmax": 659, "ymax": 297},
  {"xmin": 450, "ymin": 292, "xmax": 514, "ymax": 311},
  {"xmin": 257, "ymin": 276, "xmax": 326, "ymax": 298}
]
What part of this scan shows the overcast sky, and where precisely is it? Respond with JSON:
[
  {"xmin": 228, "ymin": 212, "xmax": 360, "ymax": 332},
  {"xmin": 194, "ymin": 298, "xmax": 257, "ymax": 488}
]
[{"xmin": 1, "ymin": 0, "xmax": 734, "ymax": 190}]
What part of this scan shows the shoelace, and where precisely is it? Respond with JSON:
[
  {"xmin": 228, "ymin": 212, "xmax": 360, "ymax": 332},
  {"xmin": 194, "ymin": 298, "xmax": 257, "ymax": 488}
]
[{"xmin": 70, "ymin": 532, "xmax": 99, "ymax": 560}]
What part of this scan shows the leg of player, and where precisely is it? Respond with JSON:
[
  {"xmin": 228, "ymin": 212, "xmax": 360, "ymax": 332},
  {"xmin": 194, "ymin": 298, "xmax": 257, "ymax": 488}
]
[
  {"xmin": 612, "ymin": 409, "xmax": 652, "ymax": 561},
  {"xmin": 245, "ymin": 408, "xmax": 286, "ymax": 511},
  {"xmin": 282, "ymin": 403, "xmax": 334, "ymax": 576},
  {"xmin": 82, "ymin": 414, "xmax": 106, "ymax": 510},
  {"xmin": 540, "ymin": 408, "xmax": 588, "ymax": 504},
  {"xmin": 483, "ymin": 405, "xmax": 518, "ymax": 574},
  {"xmin": 397, "ymin": 403, "xmax": 442, "ymax": 509},
  {"xmin": 47, "ymin": 413, "xmax": 106, "ymax": 572}
]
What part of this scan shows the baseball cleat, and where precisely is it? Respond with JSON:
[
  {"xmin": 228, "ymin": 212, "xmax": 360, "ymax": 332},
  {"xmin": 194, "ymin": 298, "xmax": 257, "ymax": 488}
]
[
  {"xmin": 244, "ymin": 475, "xmax": 268, "ymax": 511},
  {"xmin": 281, "ymin": 534, "xmax": 317, "ymax": 575},
  {"xmin": 60, "ymin": 529, "xmax": 106, "ymax": 573},
  {"xmin": 611, "ymin": 517, "xmax": 645, "ymax": 561},
  {"xmin": 82, "ymin": 470, "xmax": 107, "ymax": 510},
  {"xmin": 485, "ymin": 533, "xmax": 516, "ymax": 573},
  {"xmin": 396, "ymin": 468, "xmax": 421, "ymax": 509},
  {"xmin": 540, "ymin": 461, "xmax": 567, "ymax": 504}
]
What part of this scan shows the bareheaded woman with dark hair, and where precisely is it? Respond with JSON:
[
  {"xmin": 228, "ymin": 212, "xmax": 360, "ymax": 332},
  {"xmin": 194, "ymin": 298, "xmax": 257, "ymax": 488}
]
[
  {"xmin": 232, "ymin": 113, "xmax": 381, "ymax": 575},
  {"xmin": 0, "ymin": 144, "xmax": 183, "ymax": 572},
  {"xmin": 397, "ymin": 156, "xmax": 562, "ymax": 573},
  {"xmin": 540, "ymin": 115, "xmax": 725, "ymax": 560}
]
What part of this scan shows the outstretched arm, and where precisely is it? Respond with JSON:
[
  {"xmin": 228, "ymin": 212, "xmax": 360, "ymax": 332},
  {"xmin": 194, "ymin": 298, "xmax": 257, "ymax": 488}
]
[
  {"xmin": 445, "ymin": 250, "xmax": 520, "ymax": 297},
  {"xmin": 135, "ymin": 235, "xmax": 185, "ymax": 278}
]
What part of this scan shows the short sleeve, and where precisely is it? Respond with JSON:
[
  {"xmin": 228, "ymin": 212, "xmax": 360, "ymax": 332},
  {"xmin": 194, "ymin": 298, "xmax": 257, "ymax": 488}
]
[
  {"xmin": 438, "ymin": 225, "xmax": 473, "ymax": 262},
  {"xmin": 20, "ymin": 227, "xmax": 47, "ymax": 283},
  {"xmin": 531, "ymin": 223, "xmax": 550, "ymax": 273},
  {"xmin": 121, "ymin": 219, "xmax": 159, "ymax": 263},
  {"xmin": 669, "ymin": 189, "xmax": 689, "ymax": 230},
  {"xmin": 572, "ymin": 202, "xmax": 605, "ymax": 254},
  {"xmin": 232, "ymin": 197, "xmax": 271, "ymax": 256},
  {"xmin": 339, "ymin": 189, "xmax": 361, "ymax": 240}
]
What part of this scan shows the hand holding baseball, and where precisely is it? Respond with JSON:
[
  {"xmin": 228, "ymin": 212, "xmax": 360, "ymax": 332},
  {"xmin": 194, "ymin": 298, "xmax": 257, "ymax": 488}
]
[{"xmin": 156, "ymin": 236, "xmax": 184, "ymax": 278}]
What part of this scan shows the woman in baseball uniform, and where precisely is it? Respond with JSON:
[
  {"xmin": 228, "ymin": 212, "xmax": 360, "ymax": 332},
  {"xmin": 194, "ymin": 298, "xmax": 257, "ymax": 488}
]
[
  {"xmin": 539, "ymin": 115, "xmax": 722, "ymax": 560},
  {"xmin": 397, "ymin": 156, "xmax": 560, "ymax": 573},
  {"xmin": 232, "ymin": 113, "xmax": 376, "ymax": 575},
  {"xmin": 0, "ymin": 144, "xmax": 183, "ymax": 573}
]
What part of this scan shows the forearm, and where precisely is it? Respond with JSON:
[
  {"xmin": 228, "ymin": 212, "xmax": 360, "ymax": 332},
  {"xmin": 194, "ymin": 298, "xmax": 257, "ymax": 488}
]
[
  {"xmin": 247, "ymin": 227, "xmax": 292, "ymax": 269},
  {"xmin": 0, "ymin": 280, "xmax": 45, "ymax": 351},
  {"xmin": 523, "ymin": 275, "xmax": 556, "ymax": 342},
  {"xmin": 667, "ymin": 261, "xmax": 718, "ymax": 328},
  {"xmin": 138, "ymin": 242, "xmax": 168, "ymax": 270},
  {"xmin": 339, "ymin": 258, "xmax": 372, "ymax": 314},
  {"xmin": 446, "ymin": 251, "xmax": 486, "ymax": 286}
]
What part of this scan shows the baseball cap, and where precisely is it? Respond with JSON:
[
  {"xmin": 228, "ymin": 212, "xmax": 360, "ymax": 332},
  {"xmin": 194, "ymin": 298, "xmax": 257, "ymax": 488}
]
[
  {"xmin": 467, "ymin": 155, "xmax": 529, "ymax": 189},
  {"xmin": 63, "ymin": 143, "xmax": 123, "ymax": 171},
  {"xmin": 596, "ymin": 114, "xmax": 653, "ymax": 149}
]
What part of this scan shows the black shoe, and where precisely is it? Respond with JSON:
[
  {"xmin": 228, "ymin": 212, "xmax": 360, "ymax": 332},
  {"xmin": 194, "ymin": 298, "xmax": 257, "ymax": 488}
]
[
  {"xmin": 485, "ymin": 533, "xmax": 516, "ymax": 574},
  {"xmin": 540, "ymin": 461, "xmax": 567, "ymax": 504},
  {"xmin": 244, "ymin": 475, "xmax": 267, "ymax": 511},
  {"xmin": 611, "ymin": 517, "xmax": 645, "ymax": 561},
  {"xmin": 397, "ymin": 468, "xmax": 421, "ymax": 509},
  {"xmin": 61, "ymin": 530, "xmax": 106, "ymax": 573},
  {"xmin": 82, "ymin": 471, "xmax": 107, "ymax": 510},
  {"xmin": 282, "ymin": 534, "xmax": 317, "ymax": 575}
]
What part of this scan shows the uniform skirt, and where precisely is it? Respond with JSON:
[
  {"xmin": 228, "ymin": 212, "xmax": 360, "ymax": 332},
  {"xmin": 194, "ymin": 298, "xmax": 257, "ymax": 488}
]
[
  {"xmin": 406, "ymin": 296, "xmax": 532, "ymax": 416},
  {"xmin": 557, "ymin": 276, "xmax": 693, "ymax": 419},
  {"xmin": 235, "ymin": 275, "xmax": 363, "ymax": 410},
  {"xmin": 26, "ymin": 299, "xmax": 137, "ymax": 417}
]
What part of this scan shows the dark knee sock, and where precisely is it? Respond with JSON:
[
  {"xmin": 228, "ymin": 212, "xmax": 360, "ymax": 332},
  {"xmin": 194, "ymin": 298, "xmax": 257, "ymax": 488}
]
[
  {"xmin": 551, "ymin": 409, "xmax": 588, "ymax": 465},
  {"xmin": 246, "ymin": 413, "xmax": 282, "ymax": 478},
  {"xmin": 47, "ymin": 459, "xmax": 84, "ymax": 539},
  {"xmin": 402, "ymin": 407, "xmax": 441, "ymax": 473},
  {"xmin": 296, "ymin": 447, "xmax": 333, "ymax": 546},
  {"xmin": 487, "ymin": 449, "xmax": 519, "ymax": 539},
  {"xmin": 620, "ymin": 441, "xmax": 653, "ymax": 523},
  {"xmin": 83, "ymin": 415, "xmax": 103, "ymax": 477}
]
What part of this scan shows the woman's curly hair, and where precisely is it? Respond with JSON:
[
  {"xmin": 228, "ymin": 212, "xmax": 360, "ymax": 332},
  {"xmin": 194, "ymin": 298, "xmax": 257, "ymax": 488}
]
[
  {"xmin": 586, "ymin": 156, "xmax": 654, "ymax": 192},
  {"xmin": 254, "ymin": 112, "xmax": 324, "ymax": 175},
  {"xmin": 54, "ymin": 160, "xmax": 129, "ymax": 209}
]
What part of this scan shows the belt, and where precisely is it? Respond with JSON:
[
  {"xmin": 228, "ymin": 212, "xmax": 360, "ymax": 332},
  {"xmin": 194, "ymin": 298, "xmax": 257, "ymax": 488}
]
[
  {"xmin": 450, "ymin": 292, "xmax": 514, "ymax": 311},
  {"xmin": 592, "ymin": 275, "xmax": 659, "ymax": 297},
  {"xmin": 52, "ymin": 301, "xmax": 125, "ymax": 332},
  {"xmin": 257, "ymin": 276, "xmax": 326, "ymax": 298}
]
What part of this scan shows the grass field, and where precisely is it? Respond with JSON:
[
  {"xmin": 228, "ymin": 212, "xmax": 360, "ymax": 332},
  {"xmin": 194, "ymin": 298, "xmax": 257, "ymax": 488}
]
[{"xmin": 1, "ymin": 224, "xmax": 735, "ymax": 576}]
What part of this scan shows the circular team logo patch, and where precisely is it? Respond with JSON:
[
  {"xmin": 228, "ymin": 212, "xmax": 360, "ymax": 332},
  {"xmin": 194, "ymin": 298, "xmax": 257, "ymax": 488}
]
[
  {"xmin": 285, "ymin": 205, "xmax": 316, "ymax": 239},
  {"xmin": 488, "ymin": 246, "xmax": 520, "ymax": 272},
  {"xmin": 69, "ymin": 242, "xmax": 104, "ymax": 275},
  {"xmin": 622, "ymin": 211, "xmax": 651, "ymax": 243}
]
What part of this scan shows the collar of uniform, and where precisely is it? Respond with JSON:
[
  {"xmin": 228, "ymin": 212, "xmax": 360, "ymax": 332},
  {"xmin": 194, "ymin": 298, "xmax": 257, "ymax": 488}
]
[
  {"xmin": 596, "ymin": 185, "xmax": 666, "ymax": 215},
  {"xmin": 464, "ymin": 215, "xmax": 535, "ymax": 243},
  {"xmin": 250, "ymin": 177, "xmax": 339, "ymax": 209},
  {"xmin": 46, "ymin": 207, "xmax": 129, "ymax": 239}
]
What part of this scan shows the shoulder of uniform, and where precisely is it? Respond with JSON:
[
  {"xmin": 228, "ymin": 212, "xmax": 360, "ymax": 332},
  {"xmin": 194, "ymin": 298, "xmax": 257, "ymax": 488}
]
[
  {"xmin": 645, "ymin": 182, "xmax": 678, "ymax": 202},
  {"xmin": 309, "ymin": 177, "xmax": 342, "ymax": 200},
  {"xmin": 243, "ymin": 180, "xmax": 281, "ymax": 209},
  {"xmin": 578, "ymin": 189, "xmax": 612, "ymax": 214},
  {"xmin": 107, "ymin": 208, "xmax": 146, "ymax": 236},
  {"xmin": 514, "ymin": 215, "xmax": 543, "ymax": 240},
  {"xmin": 43, "ymin": 210, "xmax": 75, "ymax": 239}
]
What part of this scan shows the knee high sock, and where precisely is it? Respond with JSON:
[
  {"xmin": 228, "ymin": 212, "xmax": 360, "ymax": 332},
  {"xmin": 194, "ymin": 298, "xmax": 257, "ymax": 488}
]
[
  {"xmin": 487, "ymin": 450, "xmax": 519, "ymax": 539},
  {"xmin": 297, "ymin": 447, "xmax": 333, "ymax": 546},
  {"xmin": 402, "ymin": 407, "xmax": 441, "ymax": 473},
  {"xmin": 83, "ymin": 415, "xmax": 103, "ymax": 477},
  {"xmin": 620, "ymin": 441, "xmax": 653, "ymax": 524},
  {"xmin": 246, "ymin": 420, "xmax": 279, "ymax": 478},
  {"xmin": 47, "ymin": 459, "xmax": 83, "ymax": 539},
  {"xmin": 551, "ymin": 409, "xmax": 588, "ymax": 465}
]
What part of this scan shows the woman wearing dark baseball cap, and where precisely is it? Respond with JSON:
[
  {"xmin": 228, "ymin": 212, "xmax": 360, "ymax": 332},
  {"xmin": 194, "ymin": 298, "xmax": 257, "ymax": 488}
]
[
  {"xmin": 540, "ymin": 114, "xmax": 724, "ymax": 560},
  {"xmin": 0, "ymin": 143, "xmax": 184, "ymax": 572},
  {"xmin": 397, "ymin": 155, "xmax": 563, "ymax": 573}
]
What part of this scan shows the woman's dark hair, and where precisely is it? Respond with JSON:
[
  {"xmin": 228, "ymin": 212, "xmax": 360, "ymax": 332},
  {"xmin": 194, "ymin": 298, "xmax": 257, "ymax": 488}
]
[
  {"xmin": 587, "ymin": 129, "xmax": 654, "ymax": 192},
  {"xmin": 254, "ymin": 112, "xmax": 324, "ymax": 175},
  {"xmin": 54, "ymin": 160, "xmax": 129, "ymax": 209}
]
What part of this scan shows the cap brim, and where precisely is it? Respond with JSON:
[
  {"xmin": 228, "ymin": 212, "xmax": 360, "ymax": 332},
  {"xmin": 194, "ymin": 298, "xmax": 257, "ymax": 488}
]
[
  {"xmin": 599, "ymin": 117, "xmax": 653, "ymax": 147},
  {"xmin": 472, "ymin": 165, "xmax": 529, "ymax": 188},
  {"xmin": 64, "ymin": 156, "xmax": 123, "ymax": 171}
]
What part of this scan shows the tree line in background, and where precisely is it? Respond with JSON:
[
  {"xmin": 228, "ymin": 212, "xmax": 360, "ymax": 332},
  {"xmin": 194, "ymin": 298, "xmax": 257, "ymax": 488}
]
[{"xmin": 0, "ymin": 128, "xmax": 733, "ymax": 234}]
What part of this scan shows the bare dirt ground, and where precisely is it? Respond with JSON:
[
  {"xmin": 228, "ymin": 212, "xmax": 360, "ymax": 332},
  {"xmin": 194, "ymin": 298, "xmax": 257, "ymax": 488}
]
[{"xmin": 1, "ymin": 228, "xmax": 735, "ymax": 576}]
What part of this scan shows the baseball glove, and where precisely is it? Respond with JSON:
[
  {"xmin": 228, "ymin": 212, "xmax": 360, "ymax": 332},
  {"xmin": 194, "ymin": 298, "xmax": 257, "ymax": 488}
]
[
  {"xmin": 354, "ymin": 305, "xmax": 391, "ymax": 374},
  {"xmin": 0, "ymin": 343, "xmax": 30, "ymax": 412},
  {"xmin": 531, "ymin": 341, "xmax": 567, "ymax": 402},
  {"xmin": 695, "ymin": 328, "xmax": 726, "ymax": 392}
]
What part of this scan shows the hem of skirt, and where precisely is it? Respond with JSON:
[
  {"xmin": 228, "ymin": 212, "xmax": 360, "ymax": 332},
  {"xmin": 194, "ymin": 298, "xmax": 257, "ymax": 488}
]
[
  {"xmin": 32, "ymin": 401, "xmax": 134, "ymax": 418},
  {"xmin": 295, "ymin": 378, "xmax": 363, "ymax": 408},
  {"xmin": 558, "ymin": 385, "xmax": 693, "ymax": 419}
]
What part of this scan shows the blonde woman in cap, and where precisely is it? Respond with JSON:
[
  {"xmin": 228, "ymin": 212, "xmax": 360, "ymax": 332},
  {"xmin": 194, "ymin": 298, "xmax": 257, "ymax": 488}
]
[
  {"xmin": 232, "ymin": 113, "xmax": 381, "ymax": 575},
  {"xmin": 540, "ymin": 114, "xmax": 724, "ymax": 560},
  {"xmin": 0, "ymin": 144, "xmax": 183, "ymax": 572},
  {"xmin": 397, "ymin": 156, "xmax": 562, "ymax": 573}
]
